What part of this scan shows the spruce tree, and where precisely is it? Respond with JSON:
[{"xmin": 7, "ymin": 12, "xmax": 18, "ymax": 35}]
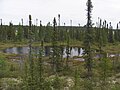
[
  {"xmin": 28, "ymin": 15, "xmax": 35, "ymax": 90},
  {"xmin": 108, "ymin": 22, "xmax": 114, "ymax": 43},
  {"xmin": 0, "ymin": 19, "xmax": 2, "ymax": 41},
  {"xmin": 36, "ymin": 40, "xmax": 45, "ymax": 89},
  {"xmin": 39, "ymin": 20, "xmax": 42, "ymax": 41},
  {"xmin": 84, "ymin": 0, "xmax": 93, "ymax": 78},
  {"xmin": 8, "ymin": 22, "xmax": 14, "ymax": 40},
  {"xmin": 22, "ymin": 15, "xmax": 35, "ymax": 90},
  {"xmin": 98, "ymin": 53, "xmax": 112, "ymax": 90},
  {"xmin": 17, "ymin": 23, "xmax": 23, "ymax": 41},
  {"xmin": 83, "ymin": 1, "xmax": 94, "ymax": 89},
  {"xmin": 66, "ymin": 29, "xmax": 70, "ymax": 68},
  {"xmin": 51, "ymin": 17, "xmax": 62, "ymax": 73}
]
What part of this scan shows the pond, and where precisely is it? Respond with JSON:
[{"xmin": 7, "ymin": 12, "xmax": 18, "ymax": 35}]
[
  {"xmin": 2, "ymin": 46, "xmax": 119, "ymax": 60},
  {"xmin": 2, "ymin": 46, "xmax": 84, "ymax": 58}
]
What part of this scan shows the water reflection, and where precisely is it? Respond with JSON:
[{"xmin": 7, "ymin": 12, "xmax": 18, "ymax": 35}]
[
  {"xmin": 3, "ymin": 46, "xmax": 120, "ymax": 59},
  {"xmin": 3, "ymin": 46, "xmax": 84, "ymax": 58}
]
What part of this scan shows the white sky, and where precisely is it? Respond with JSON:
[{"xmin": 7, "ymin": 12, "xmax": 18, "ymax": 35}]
[{"xmin": 1, "ymin": 0, "xmax": 120, "ymax": 28}]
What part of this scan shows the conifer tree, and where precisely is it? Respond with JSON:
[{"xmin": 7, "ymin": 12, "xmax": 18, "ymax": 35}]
[
  {"xmin": 17, "ymin": 23, "xmax": 23, "ymax": 41},
  {"xmin": 114, "ymin": 23, "xmax": 119, "ymax": 42},
  {"xmin": 3, "ymin": 25, "xmax": 7, "ymax": 42},
  {"xmin": 51, "ymin": 17, "xmax": 62, "ymax": 73},
  {"xmin": 102, "ymin": 21, "xmax": 108, "ymax": 44},
  {"xmin": 28, "ymin": 15, "xmax": 35, "ymax": 90},
  {"xmin": 8, "ymin": 22, "xmax": 15, "ymax": 40},
  {"xmin": 108, "ymin": 22, "xmax": 114, "ymax": 43},
  {"xmin": 98, "ymin": 53, "xmax": 112, "ymax": 90},
  {"xmin": 0, "ymin": 19, "xmax": 2, "ymax": 41},
  {"xmin": 84, "ymin": 0, "xmax": 93, "ymax": 78},
  {"xmin": 39, "ymin": 20, "xmax": 42, "ymax": 41},
  {"xmin": 22, "ymin": 16, "xmax": 35, "ymax": 90},
  {"xmin": 66, "ymin": 29, "xmax": 70, "ymax": 68},
  {"xmin": 98, "ymin": 19, "xmax": 103, "ymax": 52},
  {"xmin": 82, "ymin": 1, "xmax": 95, "ymax": 89},
  {"xmin": 36, "ymin": 40, "xmax": 45, "ymax": 89}
]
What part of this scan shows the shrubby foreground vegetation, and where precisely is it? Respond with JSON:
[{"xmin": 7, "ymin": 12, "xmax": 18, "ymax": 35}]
[{"xmin": 1, "ymin": 0, "xmax": 120, "ymax": 90}]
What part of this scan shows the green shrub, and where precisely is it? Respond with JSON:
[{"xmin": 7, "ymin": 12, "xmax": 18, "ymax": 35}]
[{"xmin": 0, "ymin": 55, "xmax": 6, "ymax": 78}]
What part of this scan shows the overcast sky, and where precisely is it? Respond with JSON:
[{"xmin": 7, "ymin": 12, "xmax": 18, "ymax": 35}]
[{"xmin": 1, "ymin": 0, "xmax": 120, "ymax": 28}]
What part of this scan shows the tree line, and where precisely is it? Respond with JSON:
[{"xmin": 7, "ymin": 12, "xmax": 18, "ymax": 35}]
[{"xmin": 0, "ymin": 18, "xmax": 120, "ymax": 44}]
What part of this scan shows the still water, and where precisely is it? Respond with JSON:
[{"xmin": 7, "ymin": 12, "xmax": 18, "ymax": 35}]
[{"xmin": 3, "ymin": 46, "xmax": 84, "ymax": 58}]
